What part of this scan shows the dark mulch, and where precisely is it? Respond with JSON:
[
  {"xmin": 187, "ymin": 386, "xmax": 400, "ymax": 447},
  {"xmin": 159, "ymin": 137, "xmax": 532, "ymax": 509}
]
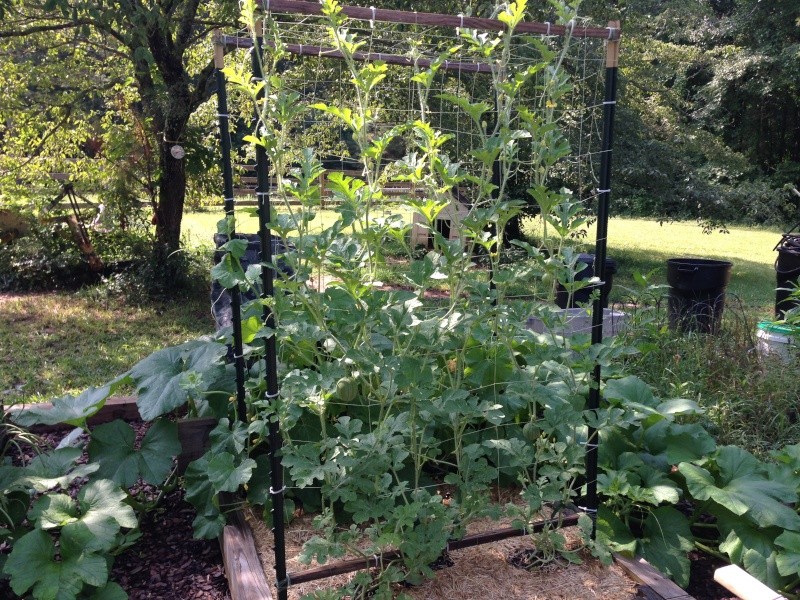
[
  {"xmin": 110, "ymin": 488, "xmax": 229, "ymax": 600},
  {"xmin": 685, "ymin": 551, "xmax": 738, "ymax": 600},
  {"xmin": 0, "ymin": 422, "xmax": 230, "ymax": 599}
]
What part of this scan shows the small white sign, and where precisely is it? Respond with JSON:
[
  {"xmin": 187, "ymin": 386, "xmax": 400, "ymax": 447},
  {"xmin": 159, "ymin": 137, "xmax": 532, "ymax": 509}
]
[{"xmin": 170, "ymin": 144, "xmax": 186, "ymax": 159}]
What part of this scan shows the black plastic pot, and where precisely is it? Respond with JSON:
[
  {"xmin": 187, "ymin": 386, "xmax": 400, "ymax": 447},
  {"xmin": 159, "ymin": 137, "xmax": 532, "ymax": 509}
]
[
  {"xmin": 666, "ymin": 258, "xmax": 732, "ymax": 334},
  {"xmin": 774, "ymin": 234, "xmax": 800, "ymax": 318},
  {"xmin": 211, "ymin": 233, "xmax": 294, "ymax": 329},
  {"xmin": 555, "ymin": 253, "xmax": 618, "ymax": 309}
]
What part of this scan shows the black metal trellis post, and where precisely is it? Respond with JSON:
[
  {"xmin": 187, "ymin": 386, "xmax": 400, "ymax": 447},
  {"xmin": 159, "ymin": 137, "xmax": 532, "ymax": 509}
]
[
  {"xmin": 586, "ymin": 21, "xmax": 621, "ymax": 536},
  {"xmin": 213, "ymin": 35, "xmax": 249, "ymax": 425},
  {"xmin": 251, "ymin": 22, "xmax": 289, "ymax": 600}
]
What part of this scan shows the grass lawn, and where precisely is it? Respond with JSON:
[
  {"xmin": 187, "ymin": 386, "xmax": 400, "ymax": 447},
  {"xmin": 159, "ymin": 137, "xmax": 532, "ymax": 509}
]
[
  {"xmin": 583, "ymin": 218, "xmax": 783, "ymax": 317},
  {"xmin": 186, "ymin": 210, "xmax": 785, "ymax": 316},
  {"xmin": 3, "ymin": 213, "xmax": 788, "ymax": 405},
  {"xmin": 0, "ymin": 292, "xmax": 214, "ymax": 405}
]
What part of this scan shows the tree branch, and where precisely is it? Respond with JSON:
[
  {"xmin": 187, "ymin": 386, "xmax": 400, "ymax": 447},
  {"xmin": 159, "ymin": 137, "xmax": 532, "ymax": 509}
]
[
  {"xmin": 175, "ymin": 0, "xmax": 202, "ymax": 52},
  {"xmin": 0, "ymin": 18, "xmax": 91, "ymax": 38}
]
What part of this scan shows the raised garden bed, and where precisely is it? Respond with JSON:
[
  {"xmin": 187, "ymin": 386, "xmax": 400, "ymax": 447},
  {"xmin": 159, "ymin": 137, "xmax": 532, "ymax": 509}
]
[{"xmin": 1, "ymin": 396, "xmax": 747, "ymax": 600}]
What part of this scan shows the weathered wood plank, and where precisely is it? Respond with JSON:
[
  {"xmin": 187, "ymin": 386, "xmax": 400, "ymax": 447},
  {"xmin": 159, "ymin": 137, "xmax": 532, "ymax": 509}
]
[
  {"xmin": 221, "ymin": 509, "xmax": 273, "ymax": 600},
  {"xmin": 714, "ymin": 564, "xmax": 788, "ymax": 600},
  {"xmin": 8, "ymin": 395, "xmax": 141, "ymax": 432},
  {"xmin": 637, "ymin": 586, "xmax": 665, "ymax": 600},
  {"xmin": 614, "ymin": 554, "xmax": 695, "ymax": 600}
]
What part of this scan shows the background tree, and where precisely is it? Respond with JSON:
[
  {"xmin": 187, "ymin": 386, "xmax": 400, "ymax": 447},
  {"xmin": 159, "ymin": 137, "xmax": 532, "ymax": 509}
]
[{"xmin": 0, "ymin": 0, "xmax": 237, "ymax": 259}]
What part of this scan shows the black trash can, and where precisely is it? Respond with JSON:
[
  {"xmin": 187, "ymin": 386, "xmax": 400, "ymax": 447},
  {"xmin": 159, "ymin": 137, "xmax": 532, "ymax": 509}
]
[
  {"xmin": 556, "ymin": 253, "xmax": 618, "ymax": 309},
  {"xmin": 666, "ymin": 258, "xmax": 732, "ymax": 334},
  {"xmin": 211, "ymin": 233, "xmax": 293, "ymax": 329},
  {"xmin": 774, "ymin": 233, "xmax": 800, "ymax": 318}
]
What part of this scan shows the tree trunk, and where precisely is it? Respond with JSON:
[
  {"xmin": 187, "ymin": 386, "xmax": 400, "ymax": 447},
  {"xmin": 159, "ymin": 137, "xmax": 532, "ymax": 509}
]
[{"xmin": 154, "ymin": 139, "xmax": 187, "ymax": 254}]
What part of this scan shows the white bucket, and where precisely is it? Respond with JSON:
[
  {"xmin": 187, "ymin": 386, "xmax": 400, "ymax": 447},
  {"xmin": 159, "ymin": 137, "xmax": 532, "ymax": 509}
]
[
  {"xmin": 527, "ymin": 308, "xmax": 628, "ymax": 339},
  {"xmin": 756, "ymin": 321, "xmax": 798, "ymax": 363}
]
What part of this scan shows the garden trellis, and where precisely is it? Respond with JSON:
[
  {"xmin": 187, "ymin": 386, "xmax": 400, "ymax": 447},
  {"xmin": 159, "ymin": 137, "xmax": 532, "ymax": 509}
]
[{"xmin": 212, "ymin": 0, "xmax": 619, "ymax": 596}]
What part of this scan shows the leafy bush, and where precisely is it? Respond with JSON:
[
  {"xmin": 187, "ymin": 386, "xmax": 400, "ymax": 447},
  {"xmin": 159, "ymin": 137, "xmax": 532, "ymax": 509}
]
[{"xmin": 0, "ymin": 221, "xmax": 211, "ymax": 300}]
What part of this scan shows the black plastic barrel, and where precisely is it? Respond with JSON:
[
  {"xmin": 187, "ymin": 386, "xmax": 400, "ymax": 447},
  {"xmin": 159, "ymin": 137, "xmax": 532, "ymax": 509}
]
[
  {"xmin": 211, "ymin": 233, "xmax": 293, "ymax": 329},
  {"xmin": 774, "ymin": 234, "xmax": 800, "ymax": 318},
  {"xmin": 556, "ymin": 253, "xmax": 618, "ymax": 309},
  {"xmin": 666, "ymin": 258, "xmax": 732, "ymax": 334}
]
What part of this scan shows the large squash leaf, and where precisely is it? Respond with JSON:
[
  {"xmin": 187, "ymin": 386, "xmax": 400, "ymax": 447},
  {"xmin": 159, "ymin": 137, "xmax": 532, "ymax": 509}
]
[
  {"xmin": 130, "ymin": 338, "xmax": 228, "ymax": 420},
  {"xmin": 12, "ymin": 375, "xmax": 130, "ymax": 428},
  {"xmin": 717, "ymin": 510, "xmax": 789, "ymax": 590},
  {"xmin": 639, "ymin": 506, "xmax": 694, "ymax": 588},
  {"xmin": 22, "ymin": 448, "xmax": 99, "ymax": 492},
  {"xmin": 88, "ymin": 419, "xmax": 181, "ymax": 487},
  {"xmin": 679, "ymin": 446, "xmax": 800, "ymax": 531},
  {"xmin": 776, "ymin": 531, "xmax": 800, "ymax": 579},
  {"xmin": 5, "ymin": 528, "xmax": 107, "ymax": 600}
]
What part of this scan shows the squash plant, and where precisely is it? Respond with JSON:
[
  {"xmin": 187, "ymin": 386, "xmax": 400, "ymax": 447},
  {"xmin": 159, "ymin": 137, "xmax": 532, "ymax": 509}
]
[{"xmin": 2, "ymin": 377, "xmax": 184, "ymax": 600}]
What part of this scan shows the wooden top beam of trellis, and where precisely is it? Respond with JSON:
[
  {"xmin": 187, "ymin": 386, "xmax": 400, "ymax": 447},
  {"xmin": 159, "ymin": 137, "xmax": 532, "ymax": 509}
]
[
  {"xmin": 259, "ymin": 0, "xmax": 620, "ymax": 40},
  {"xmin": 217, "ymin": 34, "xmax": 493, "ymax": 73}
]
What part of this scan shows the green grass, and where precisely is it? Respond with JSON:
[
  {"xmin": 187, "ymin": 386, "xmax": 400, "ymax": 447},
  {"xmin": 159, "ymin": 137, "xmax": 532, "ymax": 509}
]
[
  {"xmin": 185, "ymin": 211, "xmax": 784, "ymax": 316},
  {"xmin": 181, "ymin": 204, "xmax": 413, "ymax": 247},
  {"xmin": 527, "ymin": 216, "xmax": 784, "ymax": 317},
  {"xmin": 0, "ymin": 292, "xmax": 214, "ymax": 405}
]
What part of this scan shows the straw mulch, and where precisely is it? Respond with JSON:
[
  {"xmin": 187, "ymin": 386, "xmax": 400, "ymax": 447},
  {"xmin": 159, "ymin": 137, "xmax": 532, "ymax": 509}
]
[{"xmin": 245, "ymin": 507, "xmax": 638, "ymax": 600}]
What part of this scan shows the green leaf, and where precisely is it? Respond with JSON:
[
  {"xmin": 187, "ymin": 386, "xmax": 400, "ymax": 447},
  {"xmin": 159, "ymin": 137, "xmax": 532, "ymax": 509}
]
[
  {"xmin": 23, "ymin": 448, "xmax": 99, "ymax": 492},
  {"xmin": 87, "ymin": 420, "xmax": 137, "ymax": 486},
  {"xmin": 77, "ymin": 479, "xmax": 138, "ymax": 534},
  {"xmin": 30, "ymin": 494, "xmax": 78, "ymax": 529},
  {"xmin": 192, "ymin": 508, "xmax": 227, "ymax": 540},
  {"xmin": 717, "ymin": 511, "xmax": 788, "ymax": 590},
  {"xmin": 437, "ymin": 93, "xmax": 491, "ymax": 126},
  {"xmin": 604, "ymin": 376, "xmax": 656, "ymax": 407},
  {"xmin": 241, "ymin": 315, "xmax": 261, "ymax": 343},
  {"xmin": 130, "ymin": 339, "xmax": 228, "ymax": 420},
  {"xmin": 12, "ymin": 376, "xmax": 129, "ymax": 427},
  {"xmin": 680, "ymin": 447, "xmax": 800, "ymax": 530},
  {"xmin": 596, "ymin": 505, "xmax": 637, "ymax": 556},
  {"xmin": 639, "ymin": 469, "xmax": 681, "ymax": 505},
  {"xmin": 644, "ymin": 420, "xmax": 717, "ymax": 464},
  {"xmin": 88, "ymin": 419, "xmax": 180, "ymax": 487},
  {"xmin": 184, "ymin": 454, "xmax": 214, "ymax": 510},
  {"xmin": 776, "ymin": 531, "xmax": 800, "ymax": 577},
  {"xmin": 639, "ymin": 507, "xmax": 694, "ymax": 587},
  {"xmin": 138, "ymin": 419, "xmax": 181, "ymax": 483},
  {"xmin": 655, "ymin": 398, "xmax": 704, "ymax": 417},
  {"xmin": 5, "ymin": 528, "xmax": 108, "ymax": 600},
  {"xmin": 211, "ymin": 253, "xmax": 248, "ymax": 289},
  {"xmin": 84, "ymin": 581, "xmax": 128, "ymax": 600},
  {"xmin": 207, "ymin": 452, "xmax": 256, "ymax": 493}
]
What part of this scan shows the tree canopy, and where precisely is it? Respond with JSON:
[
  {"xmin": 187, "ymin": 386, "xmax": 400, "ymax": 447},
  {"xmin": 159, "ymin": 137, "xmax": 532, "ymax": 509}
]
[
  {"xmin": 1, "ymin": 0, "xmax": 799, "ymax": 254},
  {"xmin": 0, "ymin": 0, "xmax": 237, "ymax": 254}
]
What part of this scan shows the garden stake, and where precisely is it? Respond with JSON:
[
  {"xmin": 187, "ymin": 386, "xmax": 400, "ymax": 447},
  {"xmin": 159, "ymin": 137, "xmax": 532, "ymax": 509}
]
[
  {"xmin": 213, "ymin": 33, "xmax": 248, "ymax": 424},
  {"xmin": 252, "ymin": 24, "xmax": 289, "ymax": 600},
  {"xmin": 586, "ymin": 20, "xmax": 621, "ymax": 537}
]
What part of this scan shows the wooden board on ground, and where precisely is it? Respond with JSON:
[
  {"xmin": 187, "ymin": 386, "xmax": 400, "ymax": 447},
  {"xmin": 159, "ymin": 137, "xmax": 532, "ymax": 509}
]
[
  {"xmin": 222, "ymin": 509, "xmax": 274, "ymax": 600},
  {"xmin": 614, "ymin": 554, "xmax": 695, "ymax": 600}
]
